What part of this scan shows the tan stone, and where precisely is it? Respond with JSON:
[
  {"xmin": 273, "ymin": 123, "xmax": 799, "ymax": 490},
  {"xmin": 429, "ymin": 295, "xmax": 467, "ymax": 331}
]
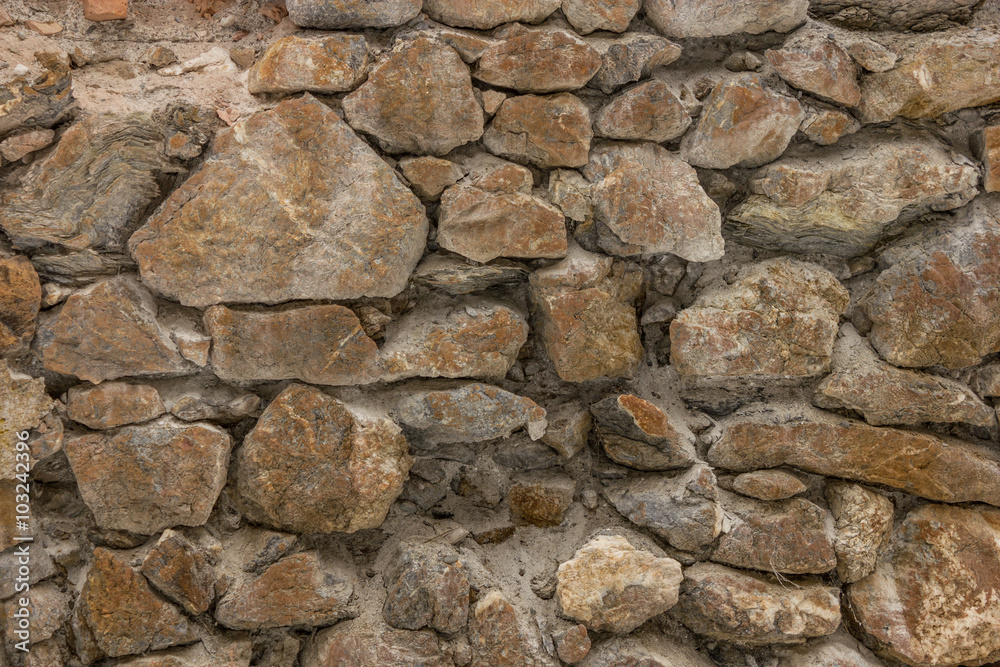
[
  {"xmin": 591, "ymin": 394, "xmax": 697, "ymax": 471},
  {"xmin": 799, "ymin": 106, "xmax": 859, "ymax": 146},
  {"xmin": 66, "ymin": 382, "xmax": 165, "ymax": 429},
  {"xmin": 422, "ymin": 0, "xmax": 560, "ymax": 29},
  {"xmin": 0, "ymin": 63, "xmax": 73, "ymax": 140},
  {"xmin": 398, "ymin": 156, "xmax": 464, "ymax": 199},
  {"xmin": 303, "ymin": 621, "xmax": 451, "ymax": 667},
  {"xmin": 285, "ymin": 0, "xmax": 420, "ymax": 28},
  {"xmin": 129, "ymin": 96, "xmax": 427, "ymax": 307},
  {"xmin": 645, "ymin": 0, "xmax": 808, "ymax": 38},
  {"xmin": 474, "ymin": 29, "xmax": 601, "ymax": 93},
  {"xmin": 396, "ymin": 382, "xmax": 547, "ymax": 443},
  {"xmin": 670, "ymin": 258, "xmax": 849, "ymax": 377},
  {"xmin": 766, "ymin": 36, "xmax": 860, "ymax": 107},
  {"xmin": 578, "ymin": 632, "xmax": 715, "ymax": 667},
  {"xmin": 484, "ymin": 93, "xmax": 592, "ymax": 169},
  {"xmin": 4, "ymin": 582, "xmax": 69, "ymax": 647},
  {"xmin": 556, "ymin": 534, "xmax": 682, "ymax": 633},
  {"xmin": 587, "ymin": 34, "xmax": 681, "ymax": 94},
  {"xmin": 433, "ymin": 27, "xmax": 495, "ymax": 63},
  {"xmin": 0, "ymin": 362, "xmax": 53, "ymax": 484},
  {"xmin": 594, "ymin": 80, "xmax": 691, "ymax": 142},
  {"xmin": 248, "ymin": 35, "xmax": 368, "ymax": 94},
  {"xmin": 562, "ymin": 0, "xmax": 639, "ymax": 34},
  {"xmin": 111, "ymin": 636, "xmax": 253, "ymax": 667},
  {"xmin": 846, "ymin": 504, "xmax": 1000, "ymax": 666},
  {"xmin": 812, "ymin": 0, "xmax": 979, "ymax": 32},
  {"xmin": 507, "ymin": 475, "xmax": 575, "ymax": 527},
  {"xmin": 708, "ymin": 404, "xmax": 1000, "ymax": 507},
  {"xmin": 549, "ymin": 169, "xmax": 591, "ymax": 222},
  {"xmin": 776, "ymin": 629, "xmax": 887, "ymax": 667},
  {"xmin": 825, "ymin": 481, "xmax": 893, "ymax": 584},
  {"xmin": 732, "ymin": 469, "xmax": 806, "ymax": 501},
  {"xmin": 974, "ymin": 124, "xmax": 1000, "ymax": 193},
  {"xmin": 83, "ymin": 0, "xmax": 128, "ymax": 20},
  {"xmin": 0, "ymin": 128, "xmax": 54, "ymax": 162},
  {"xmin": 0, "ymin": 255, "xmax": 40, "ymax": 357},
  {"xmin": 412, "ymin": 254, "xmax": 530, "ymax": 295},
  {"xmin": 469, "ymin": 591, "xmax": 540, "ymax": 667},
  {"xmin": 65, "ymin": 418, "xmax": 231, "ymax": 534},
  {"xmin": 540, "ymin": 401, "xmax": 591, "ymax": 458}
]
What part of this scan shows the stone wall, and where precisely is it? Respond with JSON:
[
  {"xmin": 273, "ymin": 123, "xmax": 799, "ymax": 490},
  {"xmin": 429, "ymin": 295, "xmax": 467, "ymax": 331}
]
[{"xmin": 1, "ymin": 0, "xmax": 1000, "ymax": 665}]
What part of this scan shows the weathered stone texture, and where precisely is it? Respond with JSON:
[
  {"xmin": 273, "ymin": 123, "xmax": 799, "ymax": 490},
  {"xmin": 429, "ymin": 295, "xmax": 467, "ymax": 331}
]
[
  {"xmin": 66, "ymin": 382, "xmax": 165, "ymax": 429},
  {"xmin": 248, "ymin": 35, "xmax": 368, "ymax": 94},
  {"xmin": 0, "ymin": 64, "xmax": 74, "ymax": 140},
  {"xmin": 766, "ymin": 36, "xmax": 860, "ymax": 107},
  {"xmin": 811, "ymin": 0, "xmax": 980, "ymax": 32},
  {"xmin": 483, "ymin": 93, "xmax": 592, "ymax": 169},
  {"xmin": 592, "ymin": 394, "xmax": 697, "ymax": 471},
  {"xmin": 397, "ymin": 383, "xmax": 547, "ymax": 443},
  {"xmin": 644, "ymin": 0, "xmax": 808, "ymax": 38},
  {"xmin": 286, "ymin": 0, "xmax": 421, "ymax": 28},
  {"xmin": 587, "ymin": 34, "xmax": 681, "ymax": 94},
  {"xmin": 422, "ymin": 0, "xmax": 560, "ymax": 29},
  {"xmin": 383, "ymin": 540, "xmax": 470, "ymax": 634},
  {"xmin": 0, "ymin": 255, "xmax": 40, "ymax": 357},
  {"xmin": 594, "ymin": 80, "xmax": 691, "ymax": 143},
  {"xmin": 303, "ymin": 621, "xmax": 452, "ymax": 667},
  {"xmin": 141, "ymin": 530, "xmax": 217, "ymax": 616},
  {"xmin": 507, "ymin": 475, "xmax": 575, "ymax": 527},
  {"xmin": 0, "ymin": 361, "xmax": 52, "ymax": 481},
  {"xmin": 563, "ymin": 0, "xmax": 639, "ymax": 34},
  {"xmin": 826, "ymin": 481, "xmax": 893, "ymax": 584},
  {"xmin": 475, "ymin": 30, "xmax": 602, "ymax": 93},
  {"xmin": 732, "ymin": 469, "xmax": 806, "ymax": 501},
  {"xmin": 975, "ymin": 125, "xmax": 1000, "ymax": 194},
  {"xmin": 468, "ymin": 590, "xmax": 539, "ymax": 666}
]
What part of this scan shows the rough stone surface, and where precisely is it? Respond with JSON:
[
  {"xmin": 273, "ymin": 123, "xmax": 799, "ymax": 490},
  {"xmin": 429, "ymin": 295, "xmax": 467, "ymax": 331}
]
[
  {"xmin": 0, "ymin": 64, "xmax": 74, "ymax": 141},
  {"xmin": 129, "ymin": 96, "xmax": 427, "ymax": 307},
  {"xmin": 422, "ymin": 0, "xmax": 560, "ymax": 29},
  {"xmin": 811, "ymin": 0, "xmax": 980, "ymax": 32},
  {"xmin": 398, "ymin": 156, "xmax": 465, "ymax": 199},
  {"xmin": 468, "ymin": 590, "xmax": 539, "ymax": 667},
  {"xmin": 0, "ymin": 361, "xmax": 52, "ymax": 480},
  {"xmin": 562, "ymin": 0, "xmax": 639, "ymax": 34},
  {"xmin": 140, "ymin": 530, "xmax": 217, "ymax": 615},
  {"xmin": 846, "ymin": 504, "xmax": 1000, "ymax": 667},
  {"xmin": 670, "ymin": 258, "xmax": 849, "ymax": 377},
  {"xmin": 0, "ymin": 255, "xmax": 40, "ymax": 357},
  {"xmin": 66, "ymin": 382, "xmax": 165, "ymax": 429},
  {"xmin": 412, "ymin": 254, "xmax": 530, "ymax": 294},
  {"xmin": 235, "ymin": 384, "xmax": 411, "ymax": 533},
  {"xmin": 799, "ymin": 106, "xmax": 859, "ymax": 146},
  {"xmin": 584, "ymin": 142, "xmax": 723, "ymax": 261},
  {"xmin": 556, "ymin": 534, "xmax": 683, "ymax": 633},
  {"xmin": 776, "ymin": 630, "xmax": 887, "ymax": 667},
  {"xmin": 593, "ymin": 80, "xmax": 691, "ymax": 142},
  {"xmin": 507, "ymin": 475, "xmax": 575, "ymax": 526},
  {"xmin": 383, "ymin": 540, "xmax": 470, "ymax": 634},
  {"xmin": 766, "ymin": 35, "xmax": 860, "ymax": 107},
  {"xmin": 474, "ymin": 29, "xmax": 602, "ymax": 93},
  {"xmin": 644, "ymin": 0, "xmax": 808, "ymax": 39},
  {"xmin": 579, "ymin": 633, "xmax": 716, "ymax": 667},
  {"xmin": 673, "ymin": 563, "xmax": 841, "ymax": 645},
  {"xmin": 540, "ymin": 401, "xmax": 591, "ymax": 458},
  {"xmin": 483, "ymin": 93, "xmax": 592, "ymax": 169},
  {"xmin": 64, "ymin": 418, "xmax": 231, "ymax": 534},
  {"xmin": 248, "ymin": 35, "xmax": 368, "ymax": 94},
  {"xmin": 555, "ymin": 624, "xmax": 591, "ymax": 663},
  {"xmin": 681, "ymin": 75, "xmax": 804, "ymax": 169},
  {"xmin": 975, "ymin": 125, "xmax": 1000, "ymax": 194},
  {"xmin": 286, "ymin": 0, "xmax": 420, "ymax": 28},
  {"xmin": 826, "ymin": 481, "xmax": 893, "ymax": 584},
  {"xmin": 592, "ymin": 394, "xmax": 697, "ymax": 471},
  {"xmin": 731, "ymin": 469, "xmax": 806, "ymax": 501},
  {"xmin": 303, "ymin": 622, "xmax": 452, "ymax": 667},
  {"xmin": 343, "ymin": 38, "xmax": 484, "ymax": 156},
  {"xmin": 587, "ymin": 34, "xmax": 681, "ymax": 94},
  {"xmin": 111, "ymin": 637, "xmax": 253, "ymax": 667}
]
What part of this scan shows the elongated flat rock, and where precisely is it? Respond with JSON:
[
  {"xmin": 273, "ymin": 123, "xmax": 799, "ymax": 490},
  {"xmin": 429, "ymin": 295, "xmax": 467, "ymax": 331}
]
[{"xmin": 644, "ymin": 0, "xmax": 808, "ymax": 38}]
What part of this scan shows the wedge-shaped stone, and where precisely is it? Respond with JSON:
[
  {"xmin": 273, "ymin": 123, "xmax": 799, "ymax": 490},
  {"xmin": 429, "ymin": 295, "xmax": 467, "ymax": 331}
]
[
  {"xmin": 412, "ymin": 254, "xmax": 529, "ymax": 294},
  {"xmin": 766, "ymin": 34, "xmax": 860, "ymax": 107},
  {"xmin": 0, "ymin": 255, "xmax": 40, "ymax": 357},
  {"xmin": 110, "ymin": 637, "xmax": 253, "ymax": 667},
  {"xmin": 812, "ymin": 0, "xmax": 978, "ymax": 33},
  {"xmin": 474, "ymin": 29, "xmax": 601, "ymax": 93},
  {"xmin": 670, "ymin": 258, "xmax": 849, "ymax": 377},
  {"xmin": 204, "ymin": 304, "xmax": 380, "ymax": 385},
  {"xmin": 594, "ymin": 80, "xmax": 691, "ymax": 142},
  {"xmin": 707, "ymin": 404, "xmax": 1000, "ymax": 507},
  {"xmin": 469, "ymin": 591, "xmax": 544, "ymax": 666},
  {"xmin": 483, "ymin": 93, "xmax": 592, "ymax": 169},
  {"xmin": 129, "ymin": 96, "xmax": 427, "ymax": 307},
  {"xmin": 383, "ymin": 540, "xmax": 470, "ymax": 634},
  {"xmin": 592, "ymin": 394, "xmax": 697, "ymax": 471},
  {"xmin": 728, "ymin": 131, "xmax": 979, "ymax": 257},
  {"xmin": 141, "ymin": 530, "xmax": 216, "ymax": 616},
  {"xmin": 396, "ymin": 382, "xmax": 547, "ymax": 443},
  {"xmin": 285, "ymin": 0, "xmax": 420, "ymax": 28},
  {"xmin": 587, "ymin": 34, "xmax": 681, "ymax": 94},
  {"xmin": 422, "ymin": 0, "xmax": 560, "ymax": 29},
  {"xmin": 644, "ymin": 0, "xmax": 808, "ymax": 39},
  {"xmin": 0, "ymin": 63, "xmax": 73, "ymax": 140},
  {"xmin": 248, "ymin": 34, "xmax": 368, "ymax": 94}
]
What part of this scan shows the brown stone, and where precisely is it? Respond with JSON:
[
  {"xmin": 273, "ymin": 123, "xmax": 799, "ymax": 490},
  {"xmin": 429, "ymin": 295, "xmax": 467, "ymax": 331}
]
[
  {"xmin": 579, "ymin": 632, "xmax": 716, "ymax": 667},
  {"xmin": 975, "ymin": 125, "xmax": 1000, "ymax": 193},
  {"xmin": 4, "ymin": 582, "xmax": 69, "ymax": 647},
  {"xmin": 432, "ymin": 27, "xmax": 495, "ymax": 63},
  {"xmin": 592, "ymin": 394, "xmax": 697, "ymax": 471},
  {"xmin": 343, "ymin": 38, "xmax": 483, "ymax": 156},
  {"xmin": 732, "ymin": 469, "xmax": 806, "ymax": 501},
  {"xmin": 858, "ymin": 31, "xmax": 1000, "ymax": 123},
  {"xmin": 846, "ymin": 504, "xmax": 1000, "ymax": 666},
  {"xmin": 111, "ymin": 636, "xmax": 253, "ymax": 667},
  {"xmin": 73, "ymin": 548, "xmax": 197, "ymax": 660},
  {"xmin": 216, "ymin": 552, "xmax": 354, "ymax": 630},
  {"xmin": 584, "ymin": 143, "xmax": 723, "ymax": 261},
  {"xmin": 83, "ymin": 0, "xmax": 128, "ymax": 20},
  {"xmin": 681, "ymin": 75, "xmax": 804, "ymax": 169},
  {"xmin": 248, "ymin": 35, "xmax": 368, "ymax": 94},
  {"xmin": 204, "ymin": 304, "xmax": 380, "ymax": 386},
  {"xmin": 64, "ymin": 418, "xmax": 232, "ymax": 534},
  {"xmin": 644, "ymin": 0, "xmax": 808, "ymax": 38},
  {"xmin": 0, "ymin": 128, "xmax": 54, "ymax": 162},
  {"xmin": 475, "ymin": 29, "xmax": 601, "ymax": 93},
  {"xmin": 549, "ymin": 169, "xmax": 591, "ymax": 222},
  {"xmin": 303, "ymin": 621, "xmax": 452, "ymax": 667},
  {"xmin": 562, "ymin": 0, "xmax": 639, "ymax": 34},
  {"xmin": 236, "ymin": 384, "xmax": 410, "ymax": 533},
  {"xmin": 507, "ymin": 475, "xmax": 575, "ymax": 527},
  {"xmin": 0, "ymin": 361, "xmax": 52, "ymax": 482},
  {"xmin": 587, "ymin": 34, "xmax": 682, "ymax": 94},
  {"xmin": 825, "ymin": 481, "xmax": 893, "ymax": 584},
  {"xmin": 670, "ymin": 258, "xmax": 849, "ymax": 377},
  {"xmin": 555, "ymin": 624, "xmax": 591, "ymax": 663},
  {"xmin": 383, "ymin": 540, "xmax": 470, "ymax": 634},
  {"xmin": 557, "ymin": 534, "xmax": 682, "ymax": 633},
  {"xmin": 594, "ymin": 80, "xmax": 691, "ymax": 142},
  {"xmin": 776, "ymin": 629, "xmax": 887, "ymax": 667},
  {"xmin": 398, "ymin": 156, "xmax": 465, "ymax": 199},
  {"xmin": 162, "ymin": 380, "xmax": 260, "ymax": 424},
  {"xmin": 672, "ymin": 563, "xmax": 841, "ymax": 645},
  {"xmin": 707, "ymin": 403, "xmax": 1000, "ymax": 507},
  {"xmin": 0, "ymin": 255, "xmax": 40, "ymax": 357},
  {"xmin": 412, "ymin": 254, "xmax": 530, "ymax": 295},
  {"xmin": 0, "ymin": 64, "xmax": 73, "ymax": 141},
  {"xmin": 484, "ymin": 93, "xmax": 592, "ymax": 169},
  {"xmin": 469, "ymin": 591, "xmax": 541, "ymax": 666},
  {"xmin": 766, "ymin": 37, "xmax": 860, "ymax": 107},
  {"xmin": 540, "ymin": 402, "xmax": 591, "ymax": 458},
  {"xmin": 814, "ymin": 324, "xmax": 996, "ymax": 428},
  {"xmin": 129, "ymin": 96, "xmax": 427, "ymax": 307},
  {"xmin": 66, "ymin": 382, "xmax": 165, "ymax": 429},
  {"xmin": 861, "ymin": 195, "xmax": 1000, "ymax": 369},
  {"xmin": 799, "ymin": 106, "xmax": 859, "ymax": 145},
  {"xmin": 811, "ymin": 0, "xmax": 979, "ymax": 32},
  {"xmin": 141, "ymin": 530, "xmax": 217, "ymax": 616},
  {"xmin": 24, "ymin": 20, "xmax": 62, "ymax": 35},
  {"xmin": 422, "ymin": 0, "xmax": 560, "ymax": 29},
  {"xmin": 285, "ymin": 0, "xmax": 420, "ymax": 28}
]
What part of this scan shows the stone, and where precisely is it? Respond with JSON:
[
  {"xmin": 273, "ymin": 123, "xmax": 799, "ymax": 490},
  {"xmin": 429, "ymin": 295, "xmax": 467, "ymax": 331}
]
[
  {"xmin": 584, "ymin": 143, "xmax": 723, "ymax": 261},
  {"xmin": 0, "ymin": 543, "xmax": 57, "ymax": 599},
  {"xmin": 0, "ymin": 64, "xmax": 74, "ymax": 140},
  {"xmin": 235, "ymin": 384, "xmax": 411, "ymax": 533},
  {"xmin": 587, "ymin": 34, "xmax": 682, "ymax": 94},
  {"xmin": 422, "ymin": 0, "xmax": 560, "ymax": 29},
  {"xmin": 766, "ymin": 36, "xmax": 860, "ymax": 107},
  {"xmin": 83, "ymin": 0, "xmax": 127, "ymax": 20},
  {"xmin": 484, "ymin": 94, "xmax": 592, "ymax": 169},
  {"xmin": 562, "ymin": 0, "xmax": 639, "ymax": 34},
  {"xmin": 799, "ymin": 106, "xmax": 859, "ymax": 145},
  {"xmin": 162, "ymin": 380, "xmax": 260, "ymax": 424},
  {"xmin": 112, "ymin": 636, "xmax": 253, "ymax": 667},
  {"xmin": 482, "ymin": 90, "xmax": 507, "ymax": 114},
  {"xmin": 839, "ymin": 36, "xmax": 896, "ymax": 73},
  {"xmin": 285, "ymin": 0, "xmax": 420, "ymax": 28},
  {"xmin": 549, "ymin": 169, "xmax": 591, "ymax": 222},
  {"xmin": 555, "ymin": 624, "xmax": 591, "ymax": 663},
  {"xmin": 216, "ymin": 552, "xmax": 354, "ymax": 630},
  {"xmin": 437, "ymin": 184, "xmax": 568, "ymax": 263},
  {"xmin": 593, "ymin": 80, "xmax": 691, "ymax": 142},
  {"xmin": 141, "ymin": 530, "xmax": 216, "ymax": 616},
  {"xmin": 432, "ymin": 27, "xmax": 495, "ymax": 63},
  {"xmin": 672, "ymin": 563, "xmax": 841, "ymax": 645},
  {"xmin": 731, "ymin": 469, "xmax": 806, "ymax": 501},
  {"xmin": 814, "ymin": 324, "xmax": 995, "ymax": 428},
  {"xmin": 530, "ymin": 246, "xmax": 643, "ymax": 383},
  {"xmin": 776, "ymin": 630, "xmax": 886, "ymax": 667},
  {"xmin": 607, "ymin": 464, "xmax": 723, "ymax": 551},
  {"xmin": 383, "ymin": 540, "xmax": 470, "ymax": 634},
  {"xmin": 0, "ymin": 362, "xmax": 52, "ymax": 481},
  {"xmin": 644, "ymin": 0, "xmax": 808, "ymax": 38},
  {"xmin": 73, "ymin": 548, "xmax": 197, "ymax": 660},
  {"xmin": 129, "ymin": 96, "xmax": 427, "ymax": 307},
  {"xmin": 592, "ymin": 394, "xmax": 697, "ymax": 471},
  {"xmin": 557, "ymin": 534, "xmax": 682, "ymax": 633},
  {"xmin": 66, "ymin": 382, "xmax": 165, "ymax": 429},
  {"xmin": 507, "ymin": 475, "xmax": 575, "ymax": 526},
  {"xmin": 398, "ymin": 156, "xmax": 464, "ymax": 199},
  {"xmin": 64, "ymin": 418, "xmax": 231, "ymax": 534},
  {"xmin": 681, "ymin": 76, "xmax": 804, "ymax": 169},
  {"xmin": 204, "ymin": 304, "xmax": 380, "ymax": 386},
  {"xmin": 248, "ymin": 35, "xmax": 368, "ymax": 94},
  {"xmin": 974, "ymin": 125, "xmax": 1000, "ymax": 193},
  {"xmin": 712, "ymin": 490, "xmax": 837, "ymax": 575},
  {"xmin": 412, "ymin": 254, "xmax": 530, "ymax": 294},
  {"xmin": 36, "ymin": 277, "xmax": 194, "ymax": 383},
  {"xmin": 540, "ymin": 402, "xmax": 591, "ymax": 458},
  {"xmin": 303, "ymin": 621, "xmax": 452, "ymax": 667},
  {"xmin": 670, "ymin": 258, "xmax": 849, "ymax": 377},
  {"xmin": 858, "ymin": 31, "xmax": 1000, "ymax": 124},
  {"xmin": 861, "ymin": 195, "xmax": 1000, "ymax": 369},
  {"xmin": 579, "ymin": 632, "xmax": 716, "ymax": 667},
  {"xmin": 825, "ymin": 481, "xmax": 893, "ymax": 584},
  {"xmin": 810, "ymin": 0, "xmax": 979, "ymax": 31},
  {"xmin": 707, "ymin": 403, "xmax": 1000, "ymax": 507},
  {"xmin": 344, "ymin": 38, "xmax": 482, "ymax": 156},
  {"xmin": 0, "ymin": 128, "xmax": 54, "ymax": 162},
  {"xmin": 846, "ymin": 504, "xmax": 1000, "ymax": 666},
  {"xmin": 469, "ymin": 590, "xmax": 542, "ymax": 666},
  {"xmin": 474, "ymin": 30, "xmax": 602, "ymax": 93},
  {"xmin": 396, "ymin": 382, "xmax": 547, "ymax": 444},
  {"xmin": 380, "ymin": 301, "xmax": 528, "ymax": 382},
  {"xmin": 4, "ymin": 582, "xmax": 69, "ymax": 646},
  {"xmin": 0, "ymin": 255, "xmax": 40, "ymax": 357},
  {"xmin": 728, "ymin": 131, "xmax": 980, "ymax": 257}
]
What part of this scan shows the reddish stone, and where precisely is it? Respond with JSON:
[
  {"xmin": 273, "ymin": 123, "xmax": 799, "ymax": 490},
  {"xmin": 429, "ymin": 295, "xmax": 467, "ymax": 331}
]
[
  {"xmin": 141, "ymin": 530, "xmax": 216, "ymax": 616},
  {"xmin": 475, "ymin": 29, "xmax": 601, "ymax": 93},
  {"xmin": 766, "ymin": 37, "xmax": 860, "ymax": 107},
  {"xmin": 507, "ymin": 476, "xmax": 575, "ymax": 527},
  {"xmin": 484, "ymin": 93, "xmax": 592, "ymax": 169},
  {"xmin": 0, "ymin": 255, "xmax": 40, "ymax": 357},
  {"xmin": 66, "ymin": 382, "xmax": 165, "ymax": 430},
  {"xmin": 83, "ymin": 0, "xmax": 128, "ymax": 20}
]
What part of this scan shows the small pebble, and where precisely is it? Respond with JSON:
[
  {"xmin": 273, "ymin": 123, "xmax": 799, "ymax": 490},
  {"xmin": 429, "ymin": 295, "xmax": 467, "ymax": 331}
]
[
  {"xmin": 12, "ymin": 64, "xmax": 29, "ymax": 76},
  {"xmin": 442, "ymin": 553, "xmax": 458, "ymax": 564},
  {"xmin": 219, "ymin": 13, "xmax": 236, "ymax": 27}
]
